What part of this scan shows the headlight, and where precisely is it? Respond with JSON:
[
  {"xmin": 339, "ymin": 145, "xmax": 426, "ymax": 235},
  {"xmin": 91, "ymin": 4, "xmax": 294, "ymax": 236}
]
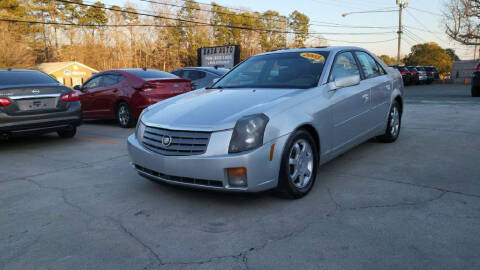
[
  {"xmin": 229, "ymin": 114, "xmax": 269, "ymax": 153},
  {"xmin": 136, "ymin": 121, "xmax": 146, "ymax": 142}
]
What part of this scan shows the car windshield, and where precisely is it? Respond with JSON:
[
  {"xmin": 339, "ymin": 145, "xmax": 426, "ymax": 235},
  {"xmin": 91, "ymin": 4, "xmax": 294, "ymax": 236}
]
[
  {"xmin": 0, "ymin": 70, "xmax": 58, "ymax": 88},
  {"xmin": 213, "ymin": 51, "xmax": 329, "ymax": 89}
]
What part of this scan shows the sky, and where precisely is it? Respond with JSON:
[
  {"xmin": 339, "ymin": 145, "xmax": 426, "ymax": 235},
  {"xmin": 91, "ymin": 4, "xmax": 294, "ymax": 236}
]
[{"xmin": 102, "ymin": 0, "xmax": 475, "ymax": 60}]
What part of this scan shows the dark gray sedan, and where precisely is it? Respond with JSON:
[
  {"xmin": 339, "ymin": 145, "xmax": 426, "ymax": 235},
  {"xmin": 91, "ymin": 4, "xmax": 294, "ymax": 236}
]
[
  {"xmin": 171, "ymin": 67, "xmax": 229, "ymax": 89},
  {"xmin": 0, "ymin": 69, "xmax": 82, "ymax": 139}
]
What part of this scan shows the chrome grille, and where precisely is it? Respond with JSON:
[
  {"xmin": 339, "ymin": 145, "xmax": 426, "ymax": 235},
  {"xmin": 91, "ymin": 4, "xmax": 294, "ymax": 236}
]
[{"xmin": 142, "ymin": 125, "xmax": 210, "ymax": 156}]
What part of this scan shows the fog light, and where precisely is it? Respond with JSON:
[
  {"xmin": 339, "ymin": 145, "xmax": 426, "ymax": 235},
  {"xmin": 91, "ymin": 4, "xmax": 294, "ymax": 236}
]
[{"xmin": 227, "ymin": 167, "xmax": 247, "ymax": 187}]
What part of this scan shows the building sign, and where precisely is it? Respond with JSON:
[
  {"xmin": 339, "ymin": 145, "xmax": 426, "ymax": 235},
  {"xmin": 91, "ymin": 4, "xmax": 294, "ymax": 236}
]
[
  {"xmin": 198, "ymin": 45, "xmax": 240, "ymax": 69},
  {"xmin": 64, "ymin": 70, "xmax": 86, "ymax": 76}
]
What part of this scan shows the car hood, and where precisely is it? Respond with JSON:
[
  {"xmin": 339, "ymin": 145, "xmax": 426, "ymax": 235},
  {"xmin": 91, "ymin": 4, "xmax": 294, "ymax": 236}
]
[{"xmin": 141, "ymin": 88, "xmax": 302, "ymax": 131}]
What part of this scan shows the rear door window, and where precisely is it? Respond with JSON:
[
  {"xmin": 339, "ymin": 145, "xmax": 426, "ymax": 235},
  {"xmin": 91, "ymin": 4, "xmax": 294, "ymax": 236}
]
[
  {"xmin": 355, "ymin": 51, "xmax": 383, "ymax": 79},
  {"xmin": 0, "ymin": 71, "xmax": 58, "ymax": 86},
  {"xmin": 102, "ymin": 74, "xmax": 123, "ymax": 87},
  {"xmin": 183, "ymin": 70, "xmax": 206, "ymax": 80}
]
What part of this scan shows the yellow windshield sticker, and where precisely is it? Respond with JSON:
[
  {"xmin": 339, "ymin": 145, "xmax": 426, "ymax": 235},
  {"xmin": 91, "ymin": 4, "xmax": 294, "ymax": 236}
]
[{"xmin": 300, "ymin": 53, "xmax": 325, "ymax": 63}]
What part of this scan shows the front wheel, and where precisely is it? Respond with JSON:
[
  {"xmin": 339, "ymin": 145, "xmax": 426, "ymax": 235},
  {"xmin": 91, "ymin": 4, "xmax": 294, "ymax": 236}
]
[
  {"xmin": 276, "ymin": 129, "xmax": 319, "ymax": 199},
  {"xmin": 117, "ymin": 102, "xmax": 135, "ymax": 128},
  {"xmin": 377, "ymin": 101, "xmax": 401, "ymax": 143}
]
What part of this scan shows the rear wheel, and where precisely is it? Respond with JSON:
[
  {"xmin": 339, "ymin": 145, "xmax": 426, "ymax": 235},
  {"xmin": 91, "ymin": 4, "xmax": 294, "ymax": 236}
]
[
  {"xmin": 472, "ymin": 86, "xmax": 480, "ymax": 97},
  {"xmin": 57, "ymin": 126, "xmax": 77, "ymax": 138},
  {"xmin": 117, "ymin": 102, "xmax": 135, "ymax": 128},
  {"xmin": 377, "ymin": 101, "xmax": 401, "ymax": 143},
  {"xmin": 276, "ymin": 129, "xmax": 318, "ymax": 199}
]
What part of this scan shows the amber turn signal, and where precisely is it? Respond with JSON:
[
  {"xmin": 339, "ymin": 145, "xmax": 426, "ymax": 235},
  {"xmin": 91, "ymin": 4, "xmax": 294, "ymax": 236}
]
[
  {"xmin": 269, "ymin": 144, "xmax": 275, "ymax": 161},
  {"xmin": 227, "ymin": 167, "xmax": 247, "ymax": 187}
]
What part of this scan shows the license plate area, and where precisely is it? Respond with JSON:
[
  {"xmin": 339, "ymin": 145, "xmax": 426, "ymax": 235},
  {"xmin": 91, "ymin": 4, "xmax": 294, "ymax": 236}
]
[{"xmin": 17, "ymin": 98, "xmax": 57, "ymax": 111}]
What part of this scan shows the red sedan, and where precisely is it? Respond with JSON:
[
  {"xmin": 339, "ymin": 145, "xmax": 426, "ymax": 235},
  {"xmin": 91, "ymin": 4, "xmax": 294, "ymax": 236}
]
[{"xmin": 74, "ymin": 69, "xmax": 193, "ymax": 127}]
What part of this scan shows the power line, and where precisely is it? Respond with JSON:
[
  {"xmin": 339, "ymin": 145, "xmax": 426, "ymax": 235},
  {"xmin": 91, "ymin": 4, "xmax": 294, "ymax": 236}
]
[
  {"xmin": 315, "ymin": 36, "xmax": 397, "ymax": 44},
  {"xmin": 310, "ymin": 22, "xmax": 396, "ymax": 29},
  {"xmin": 402, "ymin": 32, "xmax": 419, "ymax": 47},
  {"xmin": 177, "ymin": 0, "xmax": 266, "ymax": 15},
  {"xmin": 404, "ymin": 25, "xmax": 442, "ymax": 34},
  {"xmin": 403, "ymin": 29, "xmax": 425, "ymax": 44},
  {"xmin": 405, "ymin": 9, "xmax": 445, "ymax": 42},
  {"xmin": 0, "ymin": 17, "xmax": 396, "ymax": 36},
  {"xmin": 404, "ymin": 29, "xmax": 426, "ymax": 43},
  {"xmin": 408, "ymin": 6, "xmax": 442, "ymax": 17},
  {"xmin": 310, "ymin": 0, "xmax": 396, "ymax": 11},
  {"xmin": 0, "ymin": 18, "xmax": 189, "ymax": 28},
  {"xmin": 140, "ymin": 0, "xmax": 288, "ymax": 24},
  {"xmin": 52, "ymin": 0, "xmax": 399, "ymax": 37},
  {"xmin": 101, "ymin": 0, "xmax": 392, "ymax": 30}
]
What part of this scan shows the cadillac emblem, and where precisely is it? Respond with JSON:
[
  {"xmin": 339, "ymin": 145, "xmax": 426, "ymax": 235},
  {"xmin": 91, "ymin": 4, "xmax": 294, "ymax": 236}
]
[{"xmin": 162, "ymin": 135, "xmax": 172, "ymax": 146}]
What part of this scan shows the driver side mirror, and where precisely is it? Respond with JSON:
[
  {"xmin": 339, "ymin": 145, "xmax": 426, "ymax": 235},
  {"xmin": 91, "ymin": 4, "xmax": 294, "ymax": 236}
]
[
  {"xmin": 329, "ymin": 75, "xmax": 360, "ymax": 91},
  {"xmin": 73, "ymin": 85, "xmax": 82, "ymax": 91}
]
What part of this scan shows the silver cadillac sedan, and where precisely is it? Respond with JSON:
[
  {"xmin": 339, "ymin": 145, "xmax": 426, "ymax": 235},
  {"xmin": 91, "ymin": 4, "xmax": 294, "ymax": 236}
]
[{"xmin": 128, "ymin": 47, "xmax": 403, "ymax": 199}]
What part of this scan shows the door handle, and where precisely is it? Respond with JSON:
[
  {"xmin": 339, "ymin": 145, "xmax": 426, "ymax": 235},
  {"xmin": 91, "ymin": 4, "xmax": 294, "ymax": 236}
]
[{"xmin": 362, "ymin": 93, "xmax": 369, "ymax": 103}]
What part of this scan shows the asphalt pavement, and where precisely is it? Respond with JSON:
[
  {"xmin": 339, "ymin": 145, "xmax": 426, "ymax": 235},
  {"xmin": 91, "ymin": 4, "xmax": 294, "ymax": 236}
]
[{"xmin": 1, "ymin": 83, "xmax": 479, "ymax": 270}]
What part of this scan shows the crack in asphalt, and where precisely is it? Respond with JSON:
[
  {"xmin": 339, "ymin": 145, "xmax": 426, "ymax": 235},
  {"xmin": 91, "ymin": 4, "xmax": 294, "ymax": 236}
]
[
  {"xmin": 10, "ymin": 172, "xmax": 315, "ymax": 270},
  {"xmin": 1, "ymin": 235, "xmax": 42, "ymax": 267},
  {"xmin": 111, "ymin": 217, "xmax": 164, "ymax": 268},
  {"xmin": 157, "ymin": 222, "xmax": 312, "ymax": 269},
  {"xmin": 404, "ymin": 126, "xmax": 480, "ymax": 136},
  {"xmin": 332, "ymin": 172, "xmax": 480, "ymax": 199},
  {"xmin": 18, "ymin": 177, "xmax": 164, "ymax": 269},
  {"xmin": 0, "ymin": 154, "xmax": 129, "ymax": 184}
]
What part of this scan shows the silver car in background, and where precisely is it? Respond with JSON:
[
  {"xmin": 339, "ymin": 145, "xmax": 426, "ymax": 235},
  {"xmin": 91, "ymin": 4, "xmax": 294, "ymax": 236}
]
[
  {"xmin": 415, "ymin": 66, "xmax": 428, "ymax": 84},
  {"xmin": 128, "ymin": 47, "xmax": 403, "ymax": 199},
  {"xmin": 171, "ymin": 67, "xmax": 229, "ymax": 89}
]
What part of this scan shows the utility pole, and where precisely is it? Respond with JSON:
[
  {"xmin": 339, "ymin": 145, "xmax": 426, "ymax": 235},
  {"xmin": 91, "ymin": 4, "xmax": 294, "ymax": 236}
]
[
  {"xmin": 397, "ymin": 0, "xmax": 408, "ymax": 65},
  {"xmin": 474, "ymin": 38, "xmax": 478, "ymax": 60}
]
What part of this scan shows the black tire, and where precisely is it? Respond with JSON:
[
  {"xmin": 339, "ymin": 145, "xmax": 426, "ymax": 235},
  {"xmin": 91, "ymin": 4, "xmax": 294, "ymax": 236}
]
[
  {"xmin": 377, "ymin": 101, "xmax": 402, "ymax": 143},
  {"xmin": 57, "ymin": 126, "xmax": 77, "ymax": 138},
  {"xmin": 117, "ymin": 102, "xmax": 135, "ymax": 128},
  {"xmin": 276, "ymin": 129, "xmax": 319, "ymax": 199},
  {"xmin": 472, "ymin": 87, "xmax": 480, "ymax": 97}
]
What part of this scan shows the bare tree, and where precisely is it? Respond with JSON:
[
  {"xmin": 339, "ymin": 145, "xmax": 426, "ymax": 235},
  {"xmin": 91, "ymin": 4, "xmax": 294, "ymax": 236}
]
[{"xmin": 445, "ymin": 0, "xmax": 480, "ymax": 45}]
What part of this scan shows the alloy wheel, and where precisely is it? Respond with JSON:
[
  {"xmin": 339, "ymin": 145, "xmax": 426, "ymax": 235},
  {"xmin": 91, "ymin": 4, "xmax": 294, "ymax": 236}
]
[
  {"xmin": 118, "ymin": 105, "xmax": 130, "ymax": 126},
  {"xmin": 288, "ymin": 139, "xmax": 314, "ymax": 189},
  {"xmin": 390, "ymin": 106, "xmax": 400, "ymax": 137}
]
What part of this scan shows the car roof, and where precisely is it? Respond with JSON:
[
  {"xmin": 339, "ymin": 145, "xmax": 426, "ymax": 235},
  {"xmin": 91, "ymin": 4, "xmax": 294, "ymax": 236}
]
[
  {"xmin": 256, "ymin": 46, "xmax": 367, "ymax": 56},
  {"xmin": 105, "ymin": 68, "xmax": 160, "ymax": 73},
  {"xmin": 0, "ymin": 69, "xmax": 42, "ymax": 73}
]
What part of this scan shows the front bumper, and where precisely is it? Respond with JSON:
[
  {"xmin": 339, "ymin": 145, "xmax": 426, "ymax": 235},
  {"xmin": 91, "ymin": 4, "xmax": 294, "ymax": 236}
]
[{"xmin": 127, "ymin": 130, "xmax": 289, "ymax": 192}]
